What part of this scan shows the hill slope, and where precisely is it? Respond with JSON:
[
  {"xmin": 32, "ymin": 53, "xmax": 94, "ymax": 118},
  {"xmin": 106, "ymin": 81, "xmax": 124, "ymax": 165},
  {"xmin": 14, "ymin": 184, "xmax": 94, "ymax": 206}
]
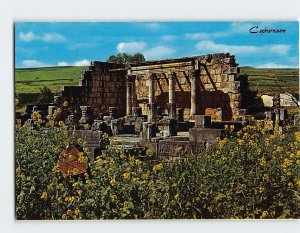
[{"xmin": 15, "ymin": 66, "xmax": 88, "ymax": 94}]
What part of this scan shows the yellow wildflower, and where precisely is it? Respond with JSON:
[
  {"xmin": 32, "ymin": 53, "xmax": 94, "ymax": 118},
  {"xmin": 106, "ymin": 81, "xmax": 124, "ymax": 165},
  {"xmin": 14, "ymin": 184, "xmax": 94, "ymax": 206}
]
[
  {"xmin": 153, "ymin": 163, "xmax": 163, "ymax": 171},
  {"xmin": 67, "ymin": 209, "xmax": 72, "ymax": 215},
  {"xmin": 123, "ymin": 201, "xmax": 129, "ymax": 208},
  {"xmin": 74, "ymin": 208, "xmax": 80, "ymax": 216},
  {"xmin": 237, "ymin": 139, "xmax": 244, "ymax": 145},
  {"xmin": 282, "ymin": 158, "xmax": 292, "ymax": 169},
  {"xmin": 261, "ymin": 211, "xmax": 268, "ymax": 219},
  {"xmin": 123, "ymin": 172, "xmax": 131, "ymax": 180},
  {"xmin": 259, "ymin": 157, "xmax": 267, "ymax": 166},
  {"xmin": 58, "ymin": 121, "xmax": 65, "ymax": 127},
  {"xmin": 111, "ymin": 195, "xmax": 117, "ymax": 202},
  {"xmin": 86, "ymin": 180, "xmax": 91, "ymax": 185},
  {"xmin": 84, "ymin": 124, "xmax": 90, "ymax": 130},
  {"xmin": 40, "ymin": 191, "xmax": 47, "ymax": 200},
  {"xmin": 62, "ymin": 214, "xmax": 67, "ymax": 220},
  {"xmin": 263, "ymin": 174, "xmax": 269, "ymax": 181},
  {"xmin": 77, "ymin": 190, "xmax": 83, "ymax": 196},
  {"xmin": 72, "ymin": 182, "xmax": 78, "ymax": 187},
  {"xmin": 63, "ymin": 101, "xmax": 68, "ymax": 107},
  {"xmin": 110, "ymin": 178, "xmax": 117, "ymax": 186},
  {"xmin": 259, "ymin": 187, "xmax": 266, "ymax": 193},
  {"xmin": 296, "ymin": 180, "xmax": 300, "ymax": 187}
]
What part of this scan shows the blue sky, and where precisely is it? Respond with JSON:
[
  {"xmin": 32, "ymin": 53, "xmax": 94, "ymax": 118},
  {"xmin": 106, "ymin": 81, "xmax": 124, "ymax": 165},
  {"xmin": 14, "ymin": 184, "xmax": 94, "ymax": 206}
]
[{"xmin": 15, "ymin": 21, "xmax": 299, "ymax": 68}]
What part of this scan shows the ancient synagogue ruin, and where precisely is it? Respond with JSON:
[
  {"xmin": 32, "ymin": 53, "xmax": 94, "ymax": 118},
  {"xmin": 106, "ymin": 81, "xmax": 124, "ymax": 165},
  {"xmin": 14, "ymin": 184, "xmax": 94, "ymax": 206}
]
[
  {"xmin": 59, "ymin": 53, "xmax": 243, "ymax": 121},
  {"xmin": 21, "ymin": 53, "xmax": 293, "ymax": 160}
]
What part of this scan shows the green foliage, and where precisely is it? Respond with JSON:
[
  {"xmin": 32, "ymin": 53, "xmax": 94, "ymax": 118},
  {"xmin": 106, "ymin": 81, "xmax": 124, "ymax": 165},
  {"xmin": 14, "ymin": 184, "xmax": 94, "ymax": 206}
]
[
  {"xmin": 16, "ymin": 120, "xmax": 300, "ymax": 219},
  {"xmin": 107, "ymin": 53, "xmax": 145, "ymax": 64}
]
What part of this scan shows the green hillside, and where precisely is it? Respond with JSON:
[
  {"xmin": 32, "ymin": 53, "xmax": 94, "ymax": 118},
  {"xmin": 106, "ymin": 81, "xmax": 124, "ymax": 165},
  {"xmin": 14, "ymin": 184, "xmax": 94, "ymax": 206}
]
[
  {"xmin": 239, "ymin": 67, "xmax": 299, "ymax": 96},
  {"xmin": 15, "ymin": 66, "xmax": 88, "ymax": 94}
]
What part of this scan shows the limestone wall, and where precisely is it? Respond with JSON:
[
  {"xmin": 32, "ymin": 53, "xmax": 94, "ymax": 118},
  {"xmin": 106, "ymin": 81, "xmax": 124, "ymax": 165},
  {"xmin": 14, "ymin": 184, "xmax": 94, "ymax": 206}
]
[{"xmin": 59, "ymin": 62, "xmax": 127, "ymax": 117}]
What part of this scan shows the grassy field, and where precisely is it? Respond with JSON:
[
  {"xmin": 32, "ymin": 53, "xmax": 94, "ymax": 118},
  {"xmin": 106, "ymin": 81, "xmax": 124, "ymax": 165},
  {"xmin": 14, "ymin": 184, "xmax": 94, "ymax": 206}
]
[
  {"xmin": 15, "ymin": 66, "xmax": 299, "ymax": 96},
  {"xmin": 239, "ymin": 67, "xmax": 299, "ymax": 96},
  {"xmin": 15, "ymin": 66, "xmax": 88, "ymax": 94}
]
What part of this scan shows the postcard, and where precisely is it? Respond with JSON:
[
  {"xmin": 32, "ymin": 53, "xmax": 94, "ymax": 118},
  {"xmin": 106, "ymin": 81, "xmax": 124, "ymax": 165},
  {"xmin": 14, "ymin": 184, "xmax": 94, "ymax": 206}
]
[{"xmin": 15, "ymin": 21, "xmax": 299, "ymax": 220}]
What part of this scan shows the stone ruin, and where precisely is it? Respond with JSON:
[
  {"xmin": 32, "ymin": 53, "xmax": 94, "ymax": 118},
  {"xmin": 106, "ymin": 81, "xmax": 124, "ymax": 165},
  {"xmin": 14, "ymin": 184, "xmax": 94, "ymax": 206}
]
[{"xmin": 19, "ymin": 53, "xmax": 295, "ymax": 160}]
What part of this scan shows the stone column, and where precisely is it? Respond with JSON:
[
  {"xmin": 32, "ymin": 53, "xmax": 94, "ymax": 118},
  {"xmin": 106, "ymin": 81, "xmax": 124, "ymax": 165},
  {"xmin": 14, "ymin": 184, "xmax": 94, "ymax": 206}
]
[
  {"xmin": 190, "ymin": 70, "xmax": 200, "ymax": 117},
  {"xmin": 126, "ymin": 81, "xmax": 133, "ymax": 116},
  {"xmin": 147, "ymin": 74, "xmax": 157, "ymax": 123},
  {"xmin": 168, "ymin": 72, "xmax": 176, "ymax": 118}
]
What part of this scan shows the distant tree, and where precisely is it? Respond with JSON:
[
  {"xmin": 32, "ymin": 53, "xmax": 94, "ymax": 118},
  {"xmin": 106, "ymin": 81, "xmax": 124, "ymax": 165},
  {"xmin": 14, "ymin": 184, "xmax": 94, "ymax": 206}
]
[
  {"xmin": 37, "ymin": 86, "xmax": 53, "ymax": 103},
  {"xmin": 107, "ymin": 53, "xmax": 145, "ymax": 64}
]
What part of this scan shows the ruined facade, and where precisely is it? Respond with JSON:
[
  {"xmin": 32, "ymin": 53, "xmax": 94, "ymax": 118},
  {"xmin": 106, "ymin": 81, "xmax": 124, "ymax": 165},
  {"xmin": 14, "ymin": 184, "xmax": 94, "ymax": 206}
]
[{"xmin": 58, "ymin": 53, "xmax": 245, "ymax": 121}]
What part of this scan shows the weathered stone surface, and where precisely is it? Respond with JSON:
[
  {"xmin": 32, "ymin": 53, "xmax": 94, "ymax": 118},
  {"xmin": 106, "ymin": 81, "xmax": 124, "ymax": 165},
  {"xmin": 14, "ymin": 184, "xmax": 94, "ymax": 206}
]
[
  {"xmin": 189, "ymin": 128, "xmax": 225, "ymax": 144},
  {"xmin": 157, "ymin": 117, "xmax": 177, "ymax": 137},
  {"xmin": 261, "ymin": 95, "xmax": 274, "ymax": 107},
  {"xmin": 194, "ymin": 115, "xmax": 211, "ymax": 128},
  {"xmin": 141, "ymin": 122, "xmax": 156, "ymax": 141}
]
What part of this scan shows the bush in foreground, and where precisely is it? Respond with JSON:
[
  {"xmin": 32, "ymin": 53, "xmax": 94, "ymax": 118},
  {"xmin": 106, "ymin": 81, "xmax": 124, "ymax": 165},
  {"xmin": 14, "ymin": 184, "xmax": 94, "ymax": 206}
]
[{"xmin": 16, "ymin": 121, "xmax": 300, "ymax": 219}]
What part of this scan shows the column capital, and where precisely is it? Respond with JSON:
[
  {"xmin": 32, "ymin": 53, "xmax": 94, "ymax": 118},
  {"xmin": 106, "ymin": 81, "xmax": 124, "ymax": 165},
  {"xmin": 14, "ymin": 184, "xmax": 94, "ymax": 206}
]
[
  {"xmin": 148, "ymin": 73, "xmax": 157, "ymax": 81},
  {"xmin": 126, "ymin": 74, "xmax": 135, "ymax": 82},
  {"xmin": 188, "ymin": 69, "xmax": 200, "ymax": 78}
]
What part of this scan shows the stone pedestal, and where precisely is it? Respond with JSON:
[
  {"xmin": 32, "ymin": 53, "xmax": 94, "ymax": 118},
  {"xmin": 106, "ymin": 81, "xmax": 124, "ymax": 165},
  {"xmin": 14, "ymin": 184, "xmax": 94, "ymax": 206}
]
[
  {"xmin": 194, "ymin": 115, "xmax": 211, "ymax": 128},
  {"xmin": 135, "ymin": 117, "xmax": 145, "ymax": 134},
  {"xmin": 47, "ymin": 106, "xmax": 56, "ymax": 120},
  {"xmin": 189, "ymin": 128, "xmax": 225, "ymax": 145},
  {"xmin": 79, "ymin": 106, "xmax": 94, "ymax": 126},
  {"xmin": 142, "ymin": 122, "xmax": 156, "ymax": 141},
  {"xmin": 158, "ymin": 117, "xmax": 177, "ymax": 137},
  {"xmin": 111, "ymin": 118, "xmax": 125, "ymax": 135}
]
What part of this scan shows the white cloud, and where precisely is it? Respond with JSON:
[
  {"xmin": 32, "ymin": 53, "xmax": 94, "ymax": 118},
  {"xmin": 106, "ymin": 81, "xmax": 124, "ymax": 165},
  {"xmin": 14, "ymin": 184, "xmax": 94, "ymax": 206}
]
[
  {"xmin": 196, "ymin": 40, "xmax": 290, "ymax": 56},
  {"xmin": 256, "ymin": 63, "xmax": 297, "ymax": 68},
  {"xmin": 57, "ymin": 61, "xmax": 69, "ymax": 66},
  {"xmin": 269, "ymin": 45, "xmax": 290, "ymax": 56},
  {"xmin": 143, "ymin": 46, "xmax": 175, "ymax": 60},
  {"xmin": 161, "ymin": 35, "xmax": 176, "ymax": 41},
  {"xmin": 144, "ymin": 23, "xmax": 161, "ymax": 31},
  {"xmin": 19, "ymin": 31, "xmax": 38, "ymax": 41},
  {"xmin": 58, "ymin": 60, "xmax": 90, "ymax": 66},
  {"xmin": 20, "ymin": 60, "xmax": 52, "ymax": 68},
  {"xmin": 42, "ymin": 33, "xmax": 66, "ymax": 42},
  {"xmin": 117, "ymin": 42, "xmax": 146, "ymax": 53},
  {"xmin": 19, "ymin": 31, "xmax": 66, "ymax": 42},
  {"xmin": 73, "ymin": 59, "xmax": 90, "ymax": 66},
  {"xmin": 185, "ymin": 32, "xmax": 210, "ymax": 40}
]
